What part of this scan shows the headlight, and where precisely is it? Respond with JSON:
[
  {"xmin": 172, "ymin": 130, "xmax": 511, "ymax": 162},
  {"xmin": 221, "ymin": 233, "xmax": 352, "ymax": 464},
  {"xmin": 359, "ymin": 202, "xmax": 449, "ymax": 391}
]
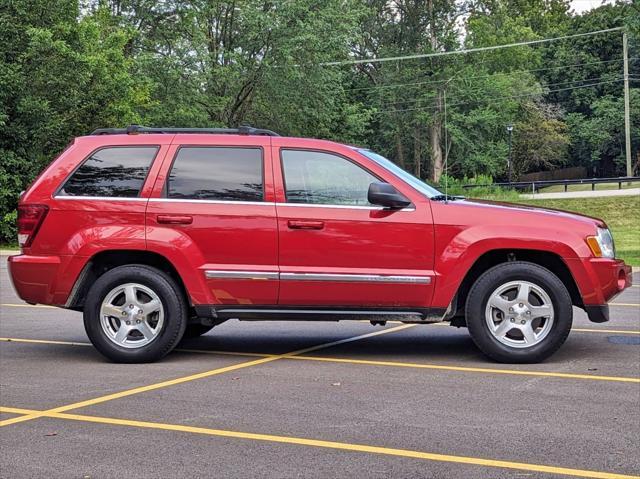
[{"xmin": 586, "ymin": 227, "xmax": 616, "ymax": 259}]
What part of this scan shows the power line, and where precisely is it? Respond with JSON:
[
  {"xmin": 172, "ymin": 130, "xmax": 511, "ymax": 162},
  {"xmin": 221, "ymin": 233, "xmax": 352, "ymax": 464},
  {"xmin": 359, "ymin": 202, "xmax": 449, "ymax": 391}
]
[
  {"xmin": 349, "ymin": 57, "xmax": 628, "ymax": 93},
  {"xmin": 374, "ymin": 78, "xmax": 625, "ymax": 115},
  {"xmin": 318, "ymin": 27, "xmax": 624, "ymax": 66},
  {"xmin": 377, "ymin": 75, "xmax": 623, "ymax": 109}
]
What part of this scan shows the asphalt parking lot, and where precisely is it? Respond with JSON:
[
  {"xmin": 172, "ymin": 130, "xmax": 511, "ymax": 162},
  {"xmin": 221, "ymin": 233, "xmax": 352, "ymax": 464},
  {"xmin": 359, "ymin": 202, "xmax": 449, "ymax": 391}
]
[{"xmin": 1, "ymin": 254, "xmax": 639, "ymax": 479}]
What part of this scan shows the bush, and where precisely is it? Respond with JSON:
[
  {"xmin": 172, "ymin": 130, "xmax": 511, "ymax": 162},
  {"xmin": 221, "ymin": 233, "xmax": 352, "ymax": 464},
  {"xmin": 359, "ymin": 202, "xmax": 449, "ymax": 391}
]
[
  {"xmin": 0, "ymin": 210, "xmax": 17, "ymax": 246},
  {"xmin": 438, "ymin": 174, "xmax": 520, "ymax": 201}
]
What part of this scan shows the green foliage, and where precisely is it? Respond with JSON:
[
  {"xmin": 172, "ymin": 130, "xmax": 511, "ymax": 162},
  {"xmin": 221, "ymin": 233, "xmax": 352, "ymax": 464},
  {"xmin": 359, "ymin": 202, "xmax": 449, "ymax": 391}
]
[
  {"xmin": 438, "ymin": 174, "xmax": 520, "ymax": 200},
  {"xmin": 0, "ymin": 1, "xmax": 151, "ymax": 242},
  {"xmin": 0, "ymin": 0, "xmax": 638, "ymax": 242},
  {"xmin": 512, "ymin": 102, "xmax": 570, "ymax": 176}
]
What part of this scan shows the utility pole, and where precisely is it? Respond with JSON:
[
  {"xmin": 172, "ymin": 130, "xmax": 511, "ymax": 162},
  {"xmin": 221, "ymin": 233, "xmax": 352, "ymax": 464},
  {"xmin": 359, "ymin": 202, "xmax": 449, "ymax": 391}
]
[
  {"xmin": 623, "ymin": 31, "xmax": 632, "ymax": 177},
  {"xmin": 507, "ymin": 124, "xmax": 514, "ymax": 184}
]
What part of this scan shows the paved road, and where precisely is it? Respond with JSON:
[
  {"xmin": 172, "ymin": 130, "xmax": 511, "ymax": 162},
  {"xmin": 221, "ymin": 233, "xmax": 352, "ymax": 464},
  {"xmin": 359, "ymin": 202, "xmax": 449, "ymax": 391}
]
[
  {"xmin": 521, "ymin": 187, "xmax": 640, "ymax": 200},
  {"xmin": 1, "ymin": 255, "xmax": 639, "ymax": 478}
]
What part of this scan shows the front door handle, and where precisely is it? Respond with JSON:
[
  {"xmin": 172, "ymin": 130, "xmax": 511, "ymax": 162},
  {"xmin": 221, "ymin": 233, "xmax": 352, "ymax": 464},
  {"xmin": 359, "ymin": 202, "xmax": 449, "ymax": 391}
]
[
  {"xmin": 157, "ymin": 214, "xmax": 193, "ymax": 225},
  {"xmin": 287, "ymin": 220, "xmax": 324, "ymax": 230}
]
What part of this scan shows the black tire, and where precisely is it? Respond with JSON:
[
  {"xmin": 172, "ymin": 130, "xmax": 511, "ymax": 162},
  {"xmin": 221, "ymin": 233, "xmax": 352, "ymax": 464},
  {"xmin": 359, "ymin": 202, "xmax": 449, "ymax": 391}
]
[
  {"xmin": 465, "ymin": 261, "xmax": 572, "ymax": 363},
  {"xmin": 83, "ymin": 265, "xmax": 187, "ymax": 363},
  {"xmin": 182, "ymin": 323, "xmax": 216, "ymax": 339}
]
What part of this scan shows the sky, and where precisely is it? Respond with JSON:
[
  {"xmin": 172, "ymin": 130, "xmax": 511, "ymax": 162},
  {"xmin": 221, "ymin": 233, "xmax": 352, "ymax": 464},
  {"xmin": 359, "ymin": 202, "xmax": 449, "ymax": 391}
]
[{"xmin": 570, "ymin": 0, "xmax": 619, "ymax": 14}]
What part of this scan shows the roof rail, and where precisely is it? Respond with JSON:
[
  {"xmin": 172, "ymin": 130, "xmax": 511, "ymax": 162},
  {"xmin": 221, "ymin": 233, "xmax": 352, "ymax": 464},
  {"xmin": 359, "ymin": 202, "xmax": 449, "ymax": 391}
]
[{"xmin": 90, "ymin": 125, "xmax": 280, "ymax": 137}]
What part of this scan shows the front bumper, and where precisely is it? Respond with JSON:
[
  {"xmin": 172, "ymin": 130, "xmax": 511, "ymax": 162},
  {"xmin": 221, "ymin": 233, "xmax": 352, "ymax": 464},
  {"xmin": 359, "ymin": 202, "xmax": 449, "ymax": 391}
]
[{"xmin": 570, "ymin": 258, "xmax": 632, "ymax": 323}]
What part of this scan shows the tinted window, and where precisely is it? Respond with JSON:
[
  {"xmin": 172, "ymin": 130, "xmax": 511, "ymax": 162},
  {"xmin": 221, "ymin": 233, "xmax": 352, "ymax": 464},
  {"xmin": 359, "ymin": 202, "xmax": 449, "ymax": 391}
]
[
  {"xmin": 167, "ymin": 147, "xmax": 263, "ymax": 201},
  {"xmin": 60, "ymin": 147, "xmax": 158, "ymax": 197},
  {"xmin": 281, "ymin": 150, "xmax": 378, "ymax": 206}
]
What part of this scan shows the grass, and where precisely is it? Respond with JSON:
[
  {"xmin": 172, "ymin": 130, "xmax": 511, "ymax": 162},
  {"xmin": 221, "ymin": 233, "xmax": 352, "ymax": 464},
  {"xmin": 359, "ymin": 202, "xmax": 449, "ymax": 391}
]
[
  {"xmin": 537, "ymin": 181, "xmax": 639, "ymax": 194},
  {"xmin": 513, "ymin": 195, "xmax": 640, "ymax": 266}
]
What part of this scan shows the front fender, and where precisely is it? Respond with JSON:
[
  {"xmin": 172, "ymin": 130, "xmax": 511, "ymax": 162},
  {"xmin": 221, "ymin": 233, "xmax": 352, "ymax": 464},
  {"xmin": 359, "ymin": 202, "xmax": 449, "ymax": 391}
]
[{"xmin": 431, "ymin": 224, "xmax": 589, "ymax": 308}]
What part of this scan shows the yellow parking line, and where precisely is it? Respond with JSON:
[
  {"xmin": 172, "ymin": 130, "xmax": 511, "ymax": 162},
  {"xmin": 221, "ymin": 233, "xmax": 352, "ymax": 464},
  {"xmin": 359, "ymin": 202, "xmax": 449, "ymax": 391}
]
[
  {"xmin": 288, "ymin": 356, "xmax": 640, "ymax": 383},
  {"xmin": 0, "ymin": 337, "xmax": 92, "ymax": 347},
  {"xmin": 572, "ymin": 328, "xmax": 640, "ymax": 334},
  {"xmin": 430, "ymin": 323, "xmax": 640, "ymax": 334},
  {"xmin": 2, "ymin": 331, "xmax": 639, "ymax": 383},
  {"xmin": 609, "ymin": 303, "xmax": 640, "ymax": 307},
  {"xmin": 0, "ymin": 324, "xmax": 414, "ymax": 428},
  {"xmin": 0, "ymin": 406, "xmax": 636, "ymax": 479},
  {"xmin": 0, "ymin": 303, "xmax": 56, "ymax": 309}
]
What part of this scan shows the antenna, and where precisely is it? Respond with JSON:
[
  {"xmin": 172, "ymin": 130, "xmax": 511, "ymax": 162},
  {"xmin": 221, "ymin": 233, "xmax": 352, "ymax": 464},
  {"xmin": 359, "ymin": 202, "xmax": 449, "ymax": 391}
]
[{"xmin": 443, "ymin": 87, "xmax": 449, "ymax": 203}]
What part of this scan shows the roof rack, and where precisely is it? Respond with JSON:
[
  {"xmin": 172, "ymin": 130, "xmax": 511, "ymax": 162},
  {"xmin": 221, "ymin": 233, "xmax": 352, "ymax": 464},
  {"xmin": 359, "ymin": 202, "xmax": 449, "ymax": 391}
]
[{"xmin": 90, "ymin": 124, "xmax": 280, "ymax": 137}]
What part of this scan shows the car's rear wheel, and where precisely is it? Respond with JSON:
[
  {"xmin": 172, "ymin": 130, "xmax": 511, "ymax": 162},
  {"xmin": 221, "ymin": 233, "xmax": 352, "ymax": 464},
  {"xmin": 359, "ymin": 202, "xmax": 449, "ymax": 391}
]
[
  {"xmin": 465, "ymin": 261, "xmax": 572, "ymax": 363},
  {"xmin": 84, "ymin": 265, "xmax": 187, "ymax": 363}
]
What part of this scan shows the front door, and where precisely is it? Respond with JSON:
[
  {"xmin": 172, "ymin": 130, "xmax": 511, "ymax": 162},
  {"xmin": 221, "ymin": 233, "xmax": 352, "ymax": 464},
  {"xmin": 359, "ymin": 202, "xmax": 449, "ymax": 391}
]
[{"xmin": 273, "ymin": 142, "xmax": 435, "ymax": 308}]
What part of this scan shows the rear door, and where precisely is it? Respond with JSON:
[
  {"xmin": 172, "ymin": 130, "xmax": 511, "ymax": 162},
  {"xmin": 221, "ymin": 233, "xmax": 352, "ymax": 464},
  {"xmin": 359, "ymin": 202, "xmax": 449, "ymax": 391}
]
[
  {"xmin": 147, "ymin": 135, "xmax": 279, "ymax": 306},
  {"xmin": 273, "ymin": 139, "xmax": 435, "ymax": 309}
]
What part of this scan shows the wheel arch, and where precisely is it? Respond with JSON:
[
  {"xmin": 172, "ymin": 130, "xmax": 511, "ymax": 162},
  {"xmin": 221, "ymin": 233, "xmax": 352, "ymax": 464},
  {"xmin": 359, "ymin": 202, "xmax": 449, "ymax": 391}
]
[
  {"xmin": 448, "ymin": 249, "xmax": 583, "ymax": 325},
  {"xmin": 66, "ymin": 250, "xmax": 191, "ymax": 311}
]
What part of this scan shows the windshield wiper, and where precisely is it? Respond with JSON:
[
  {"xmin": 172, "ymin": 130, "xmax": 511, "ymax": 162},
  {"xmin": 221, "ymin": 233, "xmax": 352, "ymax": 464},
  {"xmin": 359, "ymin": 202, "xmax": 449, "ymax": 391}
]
[{"xmin": 430, "ymin": 194, "xmax": 465, "ymax": 201}]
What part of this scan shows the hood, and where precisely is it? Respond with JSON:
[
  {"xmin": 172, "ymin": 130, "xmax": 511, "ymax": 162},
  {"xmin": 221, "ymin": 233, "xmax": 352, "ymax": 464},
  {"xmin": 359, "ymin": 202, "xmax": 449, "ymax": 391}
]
[{"xmin": 433, "ymin": 198, "xmax": 606, "ymax": 230}]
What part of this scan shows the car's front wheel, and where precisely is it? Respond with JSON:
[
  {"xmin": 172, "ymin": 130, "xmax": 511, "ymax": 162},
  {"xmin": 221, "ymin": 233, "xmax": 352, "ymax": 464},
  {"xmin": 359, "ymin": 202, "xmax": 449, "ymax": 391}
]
[
  {"xmin": 84, "ymin": 265, "xmax": 187, "ymax": 363},
  {"xmin": 465, "ymin": 261, "xmax": 572, "ymax": 363}
]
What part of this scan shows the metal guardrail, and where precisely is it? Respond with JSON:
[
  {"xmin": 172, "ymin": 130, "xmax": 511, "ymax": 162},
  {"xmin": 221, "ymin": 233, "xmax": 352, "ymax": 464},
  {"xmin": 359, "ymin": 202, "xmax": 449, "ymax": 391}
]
[{"xmin": 462, "ymin": 176, "xmax": 640, "ymax": 193}]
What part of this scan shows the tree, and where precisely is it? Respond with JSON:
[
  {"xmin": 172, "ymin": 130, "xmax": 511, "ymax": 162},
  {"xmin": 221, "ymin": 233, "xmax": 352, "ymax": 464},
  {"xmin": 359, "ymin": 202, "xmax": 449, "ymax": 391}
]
[{"xmin": 0, "ymin": 1, "xmax": 150, "ymax": 242}]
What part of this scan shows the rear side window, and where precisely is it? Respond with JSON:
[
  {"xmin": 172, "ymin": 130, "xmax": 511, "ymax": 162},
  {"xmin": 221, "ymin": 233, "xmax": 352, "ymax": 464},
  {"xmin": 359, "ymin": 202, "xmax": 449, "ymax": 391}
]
[
  {"xmin": 167, "ymin": 147, "xmax": 263, "ymax": 201},
  {"xmin": 59, "ymin": 147, "xmax": 158, "ymax": 197}
]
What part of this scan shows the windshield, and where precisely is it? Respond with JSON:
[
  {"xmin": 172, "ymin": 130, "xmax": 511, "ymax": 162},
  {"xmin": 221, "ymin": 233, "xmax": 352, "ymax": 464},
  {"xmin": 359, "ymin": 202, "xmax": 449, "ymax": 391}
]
[{"xmin": 357, "ymin": 149, "xmax": 442, "ymax": 198}]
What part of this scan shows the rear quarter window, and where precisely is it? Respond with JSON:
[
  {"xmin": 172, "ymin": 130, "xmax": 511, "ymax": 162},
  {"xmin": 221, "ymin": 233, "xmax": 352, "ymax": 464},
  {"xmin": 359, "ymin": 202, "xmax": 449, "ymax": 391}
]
[{"xmin": 58, "ymin": 146, "xmax": 158, "ymax": 197}]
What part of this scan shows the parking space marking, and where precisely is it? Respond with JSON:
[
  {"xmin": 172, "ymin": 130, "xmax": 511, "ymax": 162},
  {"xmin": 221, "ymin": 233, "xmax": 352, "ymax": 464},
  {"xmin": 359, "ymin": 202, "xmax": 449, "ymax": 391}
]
[
  {"xmin": 0, "ymin": 303, "xmax": 56, "ymax": 309},
  {"xmin": 0, "ymin": 407, "xmax": 636, "ymax": 479},
  {"xmin": 571, "ymin": 328, "xmax": 640, "ymax": 334},
  {"xmin": 0, "ymin": 324, "xmax": 414, "ymax": 428},
  {"xmin": 288, "ymin": 356, "xmax": 640, "ymax": 382},
  {"xmin": 0, "ymin": 338, "xmax": 92, "ymax": 347},
  {"xmin": 2, "ymin": 334, "xmax": 639, "ymax": 383},
  {"xmin": 609, "ymin": 303, "xmax": 640, "ymax": 307}
]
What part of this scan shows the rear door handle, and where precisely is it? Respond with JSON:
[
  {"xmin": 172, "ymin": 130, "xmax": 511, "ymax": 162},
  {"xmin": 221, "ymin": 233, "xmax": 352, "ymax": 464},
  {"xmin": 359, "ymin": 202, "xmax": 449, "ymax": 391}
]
[
  {"xmin": 157, "ymin": 215, "xmax": 193, "ymax": 225},
  {"xmin": 287, "ymin": 220, "xmax": 324, "ymax": 230}
]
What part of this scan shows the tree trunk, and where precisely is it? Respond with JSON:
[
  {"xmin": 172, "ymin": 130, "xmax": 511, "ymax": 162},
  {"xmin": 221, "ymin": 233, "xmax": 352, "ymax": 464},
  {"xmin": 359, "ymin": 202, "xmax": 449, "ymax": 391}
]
[
  {"xmin": 414, "ymin": 127, "xmax": 421, "ymax": 178},
  {"xmin": 395, "ymin": 132, "xmax": 406, "ymax": 168},
  {"xmin": 430, "ymin": 90, "xmax": 444, "ymax": 182},
  {"xmin": 427, "ymin": 0, "xmax": 443, "ymax": 182}
]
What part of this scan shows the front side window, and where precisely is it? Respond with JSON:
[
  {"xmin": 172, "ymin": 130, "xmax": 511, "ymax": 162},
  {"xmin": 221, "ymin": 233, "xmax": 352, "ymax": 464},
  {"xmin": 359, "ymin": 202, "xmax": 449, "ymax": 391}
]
[
  {"xmin": 281, "ymin": 150, "xmax": 378, "ymax": 206},
  {"xmin": 59, "ymin": 146, "xmax": 158, "ymax": 197},
  {"xmin": 167, "ymin": 147, "xmax": 263, "ymax": 201}
]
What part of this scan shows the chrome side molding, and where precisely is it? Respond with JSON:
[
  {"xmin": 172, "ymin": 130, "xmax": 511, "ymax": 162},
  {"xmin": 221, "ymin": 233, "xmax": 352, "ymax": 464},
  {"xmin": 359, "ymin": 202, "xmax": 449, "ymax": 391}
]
[
  {"xmin": 280, "ymin": 272, "xmax": 431, "ymax": 284},
  {"xmin": 204, "ymin": 270, "xmax": 279, "ymax": 281},
  {"xmin": 204, "ymin": 270, "xmax": 431, "ymax": 284}
]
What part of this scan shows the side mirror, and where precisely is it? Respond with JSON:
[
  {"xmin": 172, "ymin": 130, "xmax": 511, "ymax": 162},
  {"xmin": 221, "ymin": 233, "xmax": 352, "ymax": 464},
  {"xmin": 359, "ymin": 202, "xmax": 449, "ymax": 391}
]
[{"xmin": 367, "ymin": 182, "xmax": 411, "ymax": 209}]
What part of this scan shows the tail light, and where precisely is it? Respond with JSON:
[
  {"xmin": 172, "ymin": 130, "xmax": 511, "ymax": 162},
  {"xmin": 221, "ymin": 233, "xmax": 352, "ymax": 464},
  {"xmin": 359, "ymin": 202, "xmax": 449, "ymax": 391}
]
[{"xmin": 17, "ymin": 204, "xmax": 49, "ymax": 248}]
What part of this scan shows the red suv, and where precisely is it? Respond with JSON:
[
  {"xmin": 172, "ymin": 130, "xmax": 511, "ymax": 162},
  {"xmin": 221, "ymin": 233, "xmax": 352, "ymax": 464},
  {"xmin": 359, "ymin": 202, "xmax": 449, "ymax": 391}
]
[{"xmin": 8, "ymin": 125, "xmax": 632, "ymax": 363}]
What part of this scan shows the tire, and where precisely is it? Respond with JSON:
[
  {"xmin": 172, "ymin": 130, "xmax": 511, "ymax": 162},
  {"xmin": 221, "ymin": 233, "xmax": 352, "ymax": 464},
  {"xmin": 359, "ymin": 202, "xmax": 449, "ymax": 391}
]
[
  {"xmin": 465, "ymin": 261, "xmax": 572, "ymax": 363},
  {"xmin": 182, "ymin": 323, "xmax": 216, "ymax": 339},
  {"xmin": 83, "ymin": 265, "xmax": 187, "ymax": 363}
]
